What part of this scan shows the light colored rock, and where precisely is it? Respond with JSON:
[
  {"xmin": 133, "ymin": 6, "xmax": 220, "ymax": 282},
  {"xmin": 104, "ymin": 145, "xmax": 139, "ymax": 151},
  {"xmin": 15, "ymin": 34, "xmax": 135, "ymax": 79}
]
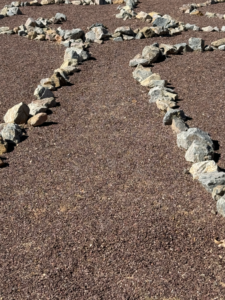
[
  {"xmin": 129, "ymin": 54, "xmax": 150, "ymax": 67},
  {"xmin": 34, "ymin": 85, "xmax": 54, "ymax": 100},
  {"xmin": 28, "ymin": 113, "xmax": 48, "ymax": 126},
  {"xmin": 190, "ymin": 160, "xmax": 218, "ymax": 180},
  {"xmin": 140, "ymin": 27, "xmax": 155, "ymax": 38},
  {"xmin": 202, "ymin": 26, "xmax": 214, "ymax": 32},
  {"xmin": 156, "ymin": 98, "xmax": 177, "ymax": 111},
  {"xmin": 85, "ymin": 31, "xmax": 96, "ymax": 42},
  {"xmin": 60, "ymin": 59, "xmax": 78, "ymax": 68},
  {"xmin": 25, "ymin": 17, "xmax": 36, "ymax": 28},
  {"xmin": 91, "ymin": 27, "xmax": 109, "ymax": 40},
  {"xmin": 177, "ymin": 128, "xmax": 214, "ymax": 150},
  {"xmin": 205, "ymin": 12, "xmax": 215, "ymax": 18},
  {"xmin": 28, "ymin": 102, "xmax": 48, "ymax": 116},
  {"xmin": 188, "ymin": 37, "xmax": 204, "ymax": 51},
  {"xmin": 7, "ymin": 7, "xmax": 22, "ymax": 16},
  {"xmin": 0, "ymin": 136, "xmax": 8, "ymax": 155},
  {"xmin": 140, "ymin": 73, "xmax": 161, "ymax": 86},
  {"xmin": 142, "ymin": 45, "xmax": 160, "ymax": 63},
  {"xmin": 64, "ymin": 47, "xmax": 89, "ymax": 62},
  {"xmin": 159, "ymin": 43, "xmax": 179, "ymax": 55},
  {"xmin": 40, "ymin": 78, "xmax": 55, "ymax": 90},
  {"xmin": 27, "ymin": 31, "xmax": 37, "ymax": 40},
  {"xmin": 41, "ymin": 0, "xmax": 55, "ymax": 4},
  {"xmin": 171, "ymin": 117, "xmax": 188, "ymax": 133},
  {"xmin": 132, "ymin": 64, "xmax": 152, "ymax": 82},
  {"xmin": 163, "ymin": 109, "xmax": 185, "ymax": 125},
  {"xmin": 148, "ymin": 86, "xmax": 177, "ymax": 103},
  {"xmin": 60, "ymin": 65, "xmax": 78, "ymax": 75},
  {"xmin": 212, "ymin": 185, "xmax": 225, "ymax": 201},
  {"xmin": 4, "ymin": 102, "xmax": 29, "ymax": 124},
  {"xmin": 185, "ymin": 140, "xmax": 214, "ymax": 163},
  {"xmin": 198, "ymin": 172, "xmax": 225, "ymax": 193},
  {"xmin": 115, "ymin": 26, "xmax": 133, "ymax": 35},
  {"xmin": 218, "ymin": 45, "xmax": 225, "ymax": 51},
  {"xmin": 30, "ymin": 98, "xmax": 56, "ymax": 109},
  {"xmin": 211, "ymin": 38, "xmax": 225, "ymax": 48},
  {"xmin": 136, "ymin": 11, "xmax": 152, "ymax": 22},
  {"xmin": 0, "ymin": 123, "xmax": 23, "ymax": 144},
  {"xmin": 64, "ymin": 28, "xmax": 84, "ymax": 40},
  {"xmin": 217, "ymin": 195, "xmax": 225, "ymax": 217},
  {"xmin": 55, "ymin": 13, "xmax": 67, "ymax": 23}
]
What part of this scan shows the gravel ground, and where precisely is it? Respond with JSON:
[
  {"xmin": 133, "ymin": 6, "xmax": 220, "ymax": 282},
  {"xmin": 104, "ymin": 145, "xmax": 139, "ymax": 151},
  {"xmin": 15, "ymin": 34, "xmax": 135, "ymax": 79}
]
[{"xmin": 1, "ymin": 0, "xmax": 225, "ymax": 299}]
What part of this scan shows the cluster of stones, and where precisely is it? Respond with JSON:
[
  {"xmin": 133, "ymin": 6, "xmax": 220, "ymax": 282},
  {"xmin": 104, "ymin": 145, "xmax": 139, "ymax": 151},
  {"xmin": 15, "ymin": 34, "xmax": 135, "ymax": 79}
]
[
  {"xmin": 129, "ymin": 38, "xmax": 225, "ymax": 218},
  {"xmin": 0, "ymin": 13, "xmax": 91, "ymax": 168},
  {"xmin": 180, "ymin": 0, "xmax": 225, "ymax": 20}
]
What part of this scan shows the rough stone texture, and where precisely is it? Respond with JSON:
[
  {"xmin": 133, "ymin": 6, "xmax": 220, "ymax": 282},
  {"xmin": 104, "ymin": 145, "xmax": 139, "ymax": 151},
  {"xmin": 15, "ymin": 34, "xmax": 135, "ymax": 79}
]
[
  {"xmin": 171, "ymin": 117, "xmax": 188, "ymax": 133},
  {"xmin": 30, "ymin": 98, "xmax": 56, "ymax": 109},
  {"xmin": 129, "ymin": 54, "xmax": 150, "ymax": 67},
  {"xmin": 28, "ymin": 112, "xmax": 48, "ymax": 126},
  {"xmin": 34, "ymin": 85, "xmax": 54, "ymax": 100},
  {"xmin": 28, "ymin": 102, "xmax": 48, "ymax": 116},
  {"xmin": 212, "ymin": 185, "xmax": 225, "ymax": 201},
  {"xmin": 190, "ymin": 160, "xmax": 218, "ymax": 180},
  {"xmin": 156, "ymin": 97, "xmax": 177, "ymax": 111},
  {"xmin": 188, "ymin": 37, "xmax": 204, "ymax": 51},
  {"xmin": 177, "ymin": 128, "xmax": 214, "ymax": 150},
  {"xmin": 25, "ymin": 17, "xmax": 36, "ymax": 28},
  {"xmin": 185, "ymin": 140, "xmax": 214, "ymax": 163},
  {"xmin": 132, "ymin": 64, "xmax": 152, "ymax": 82},
  {"xmin": 64, "ymin": 47, "xmax": 89, "ymax": 62},
  {"xmin": 198, "ymin": 171, "xmax": 225, "ymax": 192},
  {"xmin": 140, "ymin": 73, "xmax": 161, "ymax": 86},
  {"xmin": 142, "ymin": 45, "xmax": 160, "ymax": 63},
  {"xmin": 163, "ymin": 108, "xmax": 185, "ymax": 125},
  {"xmin": 211, "ymin": 38, "xmax": 225, "ymax": 47},
  {"xmin": 0, "ymin": 123, "xmax": 22, "ymax": 144},
  {"xmin": 3, "ymin": 102, "xmax": 30, "ymax": 124},
  {"xmin": 217, "ymin": 195, "xmax": 225, "ymax": 217}
]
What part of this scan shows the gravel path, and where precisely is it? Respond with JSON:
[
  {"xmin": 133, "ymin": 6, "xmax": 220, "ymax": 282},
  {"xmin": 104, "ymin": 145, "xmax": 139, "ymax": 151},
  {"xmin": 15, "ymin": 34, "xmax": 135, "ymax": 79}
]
[{"xmin": 1, "ymin": 0, "xmax": 225, "ymax": 299}]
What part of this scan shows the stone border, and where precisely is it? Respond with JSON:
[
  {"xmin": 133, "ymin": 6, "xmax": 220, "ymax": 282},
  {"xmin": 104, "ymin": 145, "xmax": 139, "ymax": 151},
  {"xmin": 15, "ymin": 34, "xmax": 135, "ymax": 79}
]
[{"xmin": 129, "ymin": 37, "xmax": 225, "ymax": 218}]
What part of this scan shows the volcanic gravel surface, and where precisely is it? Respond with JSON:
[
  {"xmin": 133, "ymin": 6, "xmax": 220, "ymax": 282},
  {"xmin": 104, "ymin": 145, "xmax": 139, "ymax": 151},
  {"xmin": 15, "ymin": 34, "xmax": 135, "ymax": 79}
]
[{"xmin": 1, "ymin": 0, "xmax": 225, "ymax": 299}]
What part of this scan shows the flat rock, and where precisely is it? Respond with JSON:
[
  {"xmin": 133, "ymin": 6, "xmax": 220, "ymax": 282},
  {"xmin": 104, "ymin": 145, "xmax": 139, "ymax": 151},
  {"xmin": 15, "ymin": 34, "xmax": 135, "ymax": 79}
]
[
  {"xmin": 0, "ymin": 123, "xmax": 23, "ymax": 144},
  {"xmin": 114, "ymin": 26, "xmax": 133, "ymax": 35},
  {"xmin": 140, "ymin": 73, "xmax": 161, "ymax": 86},
  {"xmin": 190, "ymin": 160, "xmax": 218, "ymax": 180},
  {"xmin": 198, "ymin": 171, "xmax": 225, "ymax": 193},
  {"xmin": 132, "ymin": 64, "xmax": 152, "ymax": 82},
  {"xmin": 171, "ymin": 117, "xmax": 188, "ymax": 133},
  {"xmin": 211, "ymin": 38, "xmax": 225, "ymax": 47},
  {"xmin": 185, "ymin": 140, "xmax": 214, "ymax": 163},
  {"xmin": 177, "ymin": 128, "xmax": 214, "ymax": 150},
  {"xmin": 28, "ymin": 113, "xmax": 48, "ymax": 126},
  {"xmin": 34, "ymin": 85, "xmax": 54, "ymax": 100},
  {"xmin": 30, "ymin": 98, "xmax": 56, "ymax": 108},
  {"xmin": 4, "ymin": 102, "xmax": 29, "ymax": 124},
  {"xmin": 25, "ymin": 17, "xmax": 36, "ymax": 28},
  {"xmin": 129, "ymin": 54, "xmax": 150, "ymax": 67},
  {"xmin": 7, "ymin": 7, "xmax": 22, "ymax": 16},
  {"xmin": 64, "ymin": 28, "xmax": 84, "ymax": 40},
  {"xmin": 28, "ymin": 102, "xmax": 48, "ymax": 116},
  {"xmin": 91, "ymin": 27, "xmax": 110, "ymax": 40},
  {"xmin": 188, "ymin": 37, "xmax": 204, "ymax": 51},
  {"xmin": 212, "ymin": 185, "xmax": 225, "ymax": 201}
]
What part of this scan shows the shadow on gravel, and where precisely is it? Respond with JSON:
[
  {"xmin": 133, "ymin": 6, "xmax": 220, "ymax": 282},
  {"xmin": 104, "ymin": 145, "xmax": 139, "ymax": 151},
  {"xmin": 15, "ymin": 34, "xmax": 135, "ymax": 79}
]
[
  {"xmin": 39, "ymin": 121, "xmax": 58, "ymax": 127},
  {"xmin": 213, "ymin": 140, "xmax": 220, "ymax": 151}
]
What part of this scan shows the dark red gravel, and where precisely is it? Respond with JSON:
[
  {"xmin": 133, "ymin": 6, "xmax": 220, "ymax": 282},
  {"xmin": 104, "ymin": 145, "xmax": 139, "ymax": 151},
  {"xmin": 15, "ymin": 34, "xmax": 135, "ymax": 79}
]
[{"xmin": 1, "ymin": 0, "xmax": 225, "ymax": 299}]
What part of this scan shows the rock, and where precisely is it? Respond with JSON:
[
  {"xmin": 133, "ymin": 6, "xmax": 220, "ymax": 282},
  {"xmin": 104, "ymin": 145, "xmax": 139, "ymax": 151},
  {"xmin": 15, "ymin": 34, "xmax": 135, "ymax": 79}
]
[
  {"xmin": 174, "ymin": 43, "xmax": 192, "ymax": 53},
  {"xmin": 212, "ymin": 185, "xmax": 225, "ymax": 201},
  {"xmin": 55, "ymin": 13, "xmax": 67, "ymax": 23},
  {"xmin": 171, "ymin": 117, "xmax": 188, "ymax": 133},
  {"xmin": 188, "ymin": 37, "xmax": 204, "ymax": 51},
  {"xmin": 190, "ymin": 160, "xmax": 218, "ymax": 180},
  {"xmin": 136, "ymin": 11, "xmax": 152, "ymax": 22},
  {"xmin": 152, "ymin": 16, "xmax": 170, "ymax": 28},
  {"xmin": 129, "ymin": 54, "xmax": 150, "ymax": 67},
  {"xmin": 177, "ymin": 128, "xmax": 214, "ymax": 150},
  {"xmin": 205, "ymin": 12, "xmax": 215, "ymax": 18},
  {"xmin": 0, "ymin": 136, "xmax": 8, "ymax": 155},
  {"xmin": 0, "ymin": 27, "xmax": 10, "ymax": 33},
  {"xmin": 148, "ymin": 86, "xmax": 177, "ymax": 103},
  {"xmin": 34, "ymin": 85, "xmax": 54, "ymax": 100},
  {"xmin": 30, "ymin": 0, "xmax": 42, "ymax": 5},
  {"xmin": 211, "ymin": 38, "xmax": 225, "ymax": 47},
  {"xmin": 204, "ymin": 45, "xmax": 214, "ymax": 51},
  {"xmin": 132, "ymin": 64, "xmax": 152, "ymax": 82},
  {"xmin": 202, "ymin": 26, "xmax": 214, "ymax": 32},
  {"xmin": 218, "ymin": 45, "xmax": 225, "ymax": 51},
  {"xmin": 198, "ymin": 172, "xmax": 225, "ymax": 193},
  {"xmin": 28, "ymin": 112, "xmax": 48, "ymax": 126},
  {"xmin": 0, "ymin": 123, "xmax": 23, "ymax": 144},
  {"xmin": 140, "ymin": 73, "xmax": 161, "ymax": 86},
  {"xmin": 156, "ymin": 98, "xmax": 177, "ymax": 111},
  {"xmin": 30, "ymin": 98, "xmax": 56, "ymax": 109},
  {"xmin": 64, "ymin": 28, "xmax": 84, "ymax": 40},
  {"xmin": 163, "ymin": 108, "xmax": 185, "ymax": 125},
  {"xmin": 61, "ymin": 59, "xmax": 78, "ymax": 68},
  {"xmin": 113, "ymin": 36, "xmax": 123, "ymax": 41},
  {"xmin": 113, "ymin": 0, "xmax": 124, "ymax": 3},
  {"xmin": 65, "ymin": 47, "xmax": 89, "ymax": 62},
  {"xmin": 185, "ymin": 140, "xmax": 214, "ymax": 163},
  {"xmin": 28, "ymin": 101, "xmax": 48, "ymax": 116},
  {"xmin": 91, "ymin": 27, "xmax": 110, "ymax": 40},
  {"xmin": 35, "ymin": 34, "xmax": 46, "ymax": 41},
  {"xmin": 41, "ymin": 0, "xmax": 55, "ymax": 4},
  {"xmin": 7, "ymin": 7, "xmax": 22, "ymax": 16},
  {"xmin": 28, "ymin": 31, "xmax": 37, "ymax": 40},
  {"xmin": 50, "ymin": 72, "xmax": 68, "ymax": 88},
  {"xmin": 217, "ymin": 195, "xmax": 225, "ymax": 217},
  {"xmin": 135, "ymin": 32, "xmax": 143, "ymax": 39},
  {"xmin": 221, "ymin": 26, "xmax": 225, "ymax": 32},
  {"xmin": 4, "ymin": 102, "xmax": 30, "ymax": 124},
  {"xmin": 85, "ymin": 31, "xmax": 96, "ymax": 42},
  {"xmin": 40, "ymin": 78, "xmax": 55, "ymax": 90},
  {"xmin": 142, "ymin": 45, "xmax": 161, "ymax": 63},
  {"xmin": 140, "ymin": 27, "xmax": 155, "ymax": 38},
  {"xmin": 115, "ymin": 26, "xmax": 133, "ymax": 35},
  {"xmin": 72, "ymin": 0, "xmax": 81, "ymax": 4},
  {"xmin": 159, "ymin": 43, "xmax": 179, "ymax": 55},
  {"xmin": 25, "ymin": 17, "xmax": 36, "ymax": 28}
]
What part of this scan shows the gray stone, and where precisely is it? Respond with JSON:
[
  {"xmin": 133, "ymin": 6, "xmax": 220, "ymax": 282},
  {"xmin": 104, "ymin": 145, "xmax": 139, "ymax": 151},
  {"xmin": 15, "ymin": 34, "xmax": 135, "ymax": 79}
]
[
  {"xmin": 34, "ymin": 85, "xmax": 54, "ymax": 100},
  {"xmin": 212, "ymin": 185, "xmax": 225, "ymax": 201},
  {"xmin": 193, "ymin": 25, "xmax": 201, "ymax": 31},
  {"xmin": 198, "ymin": 172, "xmax": 225, "ymax": 193},
  {"xmin": 30, "ymin": 98, "xmax": 56, "ymax": 109},
  {"xmin": 159, "ymin": 43, "xmax": 179, "ymax": 55},
  {"xmin": 55, "ymin": 13, "xmax": 67, "ymax": 23},
  {"xmin": 217, "ymin": 195, "xmax": 225, "ymax": 217},
  {"xmin": 129, "ymin": 57, "xmax": 150, "ymax": 67},
  {"xmin": 185, "ymin": 140, "xmax": 214, "ymax": 163},
  {"xmin": 4, "ymin": 102, "xmax": 30, "ymax": 124},
  {"xmin": 152, "ymin": 16, "xmax": 170, "ymax": 28},
  {"xmin": 115, "ymin": 26, "xmax": 134, "ymax": 35},
  {"xmin": 7, "ymin": 7, "xmax": 22, "ymax": 16},
  {"xmin": 163, "ymin": 108, "xmax": 185, "ymax": 125},
  {"xmin": 25, "ymin": 17, "xmax": 36, "ymax": 28},
  {"xmin": 142, "ymin": 45, "xmax": 161, "ymax": 63},
  {"xmin": 113, "ymin": 36, "xmax": 123, "ymax": 41},
  {"xmin": 148, "ymin": 86, "xmax": 177, "ymax": 103},
  {"xmin": 18, "ymin": 30, "xmax": 27, "ymax": 36},
  {"xmin": 185, "ymin": 23, "xmax": 196, "ymax": 30},
  {"xmin": 122, "ymin": 34, "xmax": 134, "ymax": 40},
  {"xmin": 171, "ymin": 117, "xmax": 188, "ymax": 133},
  {"xmin": 0, "ymin": 123, "xmax": 23, "ymax": 144},
  {"xmin": 174, "ymin": 43, "xmax": 193, "ymax": 53},
  {"xmin": 60, "ymin": 40, "xmax": 71, "ymax": 47},
  {"xmin": 177, "ymin": 128, "xmax": 214, "ymax": 150},
  {"xmin": 28, "ymin": 102, "xmax": 48, "ymax": 116},
  {"xmin": 85, "ymin": 31, "xmax": 96, "ymax": 42},
  {"xmin": 64, "ymin": 28, "xmax": 84, "ymax": 40},
  {"xmin": 64, "ymin": 47, "xmax": 89, "ymax": 62},
  {"xmin": 202, "ymin": 26, "xmax": 214, "ymax": 32},
  {"xmin": 204, "ymin": 45, "xmax": 214, "ymax": 51},
  {"xmin": 188, "ymin": 37, "xmax": 204, "ymax": 51},
  {"xmin": 135, "ymin": 32, "xmax": 143, "ymax": 39},
  {"xmin": 221, "ymin": 26, "xmax": 225, "ymax": 32},
  {"xmin": 218, "ymin": 45, "xmax": 225, "ymax": 51},
  {"xmin": 132, "ymin": 64, "xmax": 152, "ymax": 82},
  {"xmin": 190, "ymin": 160, "xmax": 218, "ymax": 180},
  {"xmin": 91, "ymin": 27, "xmax": 110, "ymax": 40}
]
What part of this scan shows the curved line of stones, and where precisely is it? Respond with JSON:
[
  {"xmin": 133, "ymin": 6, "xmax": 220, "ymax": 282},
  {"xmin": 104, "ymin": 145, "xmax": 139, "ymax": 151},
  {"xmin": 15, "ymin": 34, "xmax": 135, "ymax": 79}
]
[
  {"xmin": 129, "ymin": 41, "xmax": 225, "ymax": 218},
  {"xmin": 180, "ymin": 0, "xmax": 225, "ymax": 21}
]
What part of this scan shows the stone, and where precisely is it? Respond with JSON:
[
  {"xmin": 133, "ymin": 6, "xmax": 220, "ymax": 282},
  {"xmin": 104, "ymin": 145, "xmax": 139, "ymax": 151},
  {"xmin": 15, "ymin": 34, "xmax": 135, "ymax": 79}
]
[
  {"xmin": 25, "ymin": 17, "xmax": 36, "ymax": 28},
  {"xmin": 177, "ymin": 128, "xmax": 214, "ymax": 150},
  {"xmin": 198, "ymin": 172, "xmax": 225, "ymax": 193},
  {"xmin": 64, "ymin": 47, "xmax": 89, "ymax": 62},
  {"xmin": 171, "ymin": 117, "xmax": 188, "ymax": 133},
  {"xmin": 188, "ymin": 37, "xmax": 204, "ymax": 51},
  {"xmin": 148, "ymin": 86, "xmax": 177, "ymax": 103},
  {"xmin": 211, "ymin": 38, "xmax": 225, "ymax": 47},
  {"xmin": 163, "ymin": 108, "xmax": 185, "ymax": 125},
  {"xmin": 140, "ymin": 27, "xmax": 155, "ymax": 38},
  {"xmin": 152, "ymin": 16, "xmax": 170, "ymax": 28},
  {"xmin": 0, "ymin": 123, "xmax": 23, "ymax": 144},
  {"xmin": 132, "ymin": 64, "xmax": 152, "ymax": 82},
  {"xmin": 212, "ymin": 185, "xmax": 225, "ymax": 201},
  {"xmin": 159, "ymin": 43, "xmax": 179, "ymax": 55},
  {"xmin": 0, "ymin": 136, "xmax": 8, "ymax": 155},
  {"xmin": 41, "ymin": 0, "xmax": 55, "ymax": 4},
  {"xmin": 28, "ymin": 31, "xmax": 37, "ymax": 40},
  {"xmin": 202, "ymin": 26, "xmax": 214, "ymax": 32},
  {"xmin": 28, "ymin": 112, "xmax": 48, "ymax": 126},
  {"xmin": 122, "ymin": 34, "xmax": 134, "ymax": 40},
  {"xmin": 4, "ymin": 102, "xmax": 29, "ymax": 124},
  {"xmin": 190, "ymin": 160, "xmax": 218, "ymax": 180},
  {"xmin": 11, "ymin": 1, "xmax": 21, "ymax": 7},
  {"xmin": 55, "ymin": 13, "xmax": 67, "ymax": 23},
  {"xmin": 30, "ymin": 98, "xmax": 56, "ymax": 109},
  {"xmin": 40, "ymin": 78, "xmax": 55, "ymax": 90},
  {"xmin": 28, "ymin": 102, "xmax": 48, "ymax": 116},
  {"xmin": 140, "ymin": 73, "xmax": 161, "ymax": 86},
  {"xmin": 142, "ymin": 45, "xmax": 161, "ymax": 63},
  {"xmin": 72, "ymin": 0, "xmax": 81, "ymax": 4},
  {"xmin": 136, "ymin": 11, "xmax": 152, "ymax": 22},
  {"xmin": 7, "ymin": 7, "xmax": 22, "ymax": 16},
  {"xmin": 129, "ymin": 54, "xmax": 150, "ymax": 67},
  {"xmin": 85, "ymin": 31, "xmax": 96, "ymax": 42},
  {"xmin": 92, "ymin": 27, "xmax": 110, "ymax": 40},
  {"xmin": 217, "ymin": 195, "xmax": 225, "ymax": 217},
  {"xmin": 50, "ymin": 72, "xmax": 68, "ymax": 88},
  {"xmin": 35, "ymin": 34, "xmax": 46, "ymax": 41},
  {"xmin": 113, "ymin": 0, "xmax": 124, "ymax": 3},
  {"xmin": 115, "ymin": 26, "xmax": 133, "ymax": 35},
  {"xmin": 185, "ymin": 140, "xmax": 214, "ymax": 163},
  {"xmin": 113, "ymin": 36, "xmax": 123, "ymax": 42},
  {"xmin": 61, "ymin": 59, "xmax": 78, "ymax": 68},
  {"xmin": 218, "ymin": 45, "xmax": 225, "ymax": 51},
  {"xmin": 221, "ymin": 26, "xmax": 225, "ymax": 32},
  {"xmin": 135, "ymin": 32, "xmax": 143, "ymax": 39},
  {"xmin": 204, "ymin": 45, "xmax": 214, "ymax": 51},
  {"xmin": 0, "ymin": 27, "xmax": 10, "ymax": 33},
  {"xmin": 30, "ymin": 0, "xmax": 41, "ymax": 4},
  {"xmin": 156, "ymin": 98, "xmax": 177, "ymax": 111},
  {"xmin": 64, "ymin": 28, "xmax": 84, "ymax": 40},
  {"xmin": 205, "ymin": 12, "xmax": 215, "ymax": 18},
  {"xmin": 34, "ymin": 85, "xmax": 54, "ymax": 100}
]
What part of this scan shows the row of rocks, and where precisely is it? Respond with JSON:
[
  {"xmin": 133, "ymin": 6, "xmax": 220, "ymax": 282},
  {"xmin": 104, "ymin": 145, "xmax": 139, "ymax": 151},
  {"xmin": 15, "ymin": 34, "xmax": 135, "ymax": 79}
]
[
  {"xmin": 129, "ymin": 39, "xmax": 225, "ymax": 218},
  {"xmin": 180, "ymin": 0, "xmax": 225, "ymax": 19},
  {"xmin": 0, "ymin": 13, "xmax": 91, "ymax": 168}
]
